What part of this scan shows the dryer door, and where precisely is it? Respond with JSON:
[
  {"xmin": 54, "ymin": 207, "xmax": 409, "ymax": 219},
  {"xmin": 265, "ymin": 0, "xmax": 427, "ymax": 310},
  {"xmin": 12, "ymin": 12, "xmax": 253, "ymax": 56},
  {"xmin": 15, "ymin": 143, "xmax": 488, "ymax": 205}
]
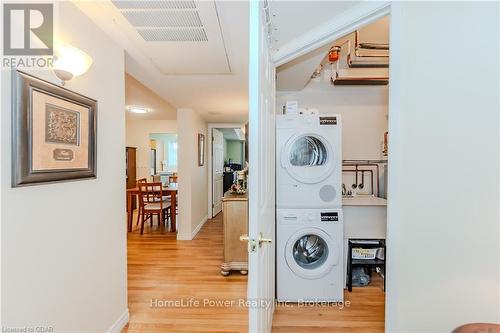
[
  {"xmin": 285, "ymin": 227, "xmax": 339, "ymax": 280},
  {"xmin": 281, "ymin": 133, "xmax": 337, "ymax": 184}
]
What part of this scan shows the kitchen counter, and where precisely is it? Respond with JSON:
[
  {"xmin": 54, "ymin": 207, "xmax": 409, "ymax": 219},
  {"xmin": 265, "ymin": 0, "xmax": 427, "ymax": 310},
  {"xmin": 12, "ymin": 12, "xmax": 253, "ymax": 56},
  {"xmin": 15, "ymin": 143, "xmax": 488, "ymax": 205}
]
[
  {"xmin": 342, "ymin": 195, "xmax": 387, "ymax": 206},
  {"xmin": 222, "ymin": 191, "xmax": 248, "ymax": 201}
]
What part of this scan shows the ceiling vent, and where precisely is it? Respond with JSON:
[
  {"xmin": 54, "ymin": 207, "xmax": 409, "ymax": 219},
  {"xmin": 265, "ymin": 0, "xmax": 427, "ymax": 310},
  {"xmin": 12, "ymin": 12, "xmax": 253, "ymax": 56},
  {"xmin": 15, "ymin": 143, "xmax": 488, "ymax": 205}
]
[
  {"xmin": 138, "ymin": 28, "xmax": 207, "ymax": 42},
  {"xmin": 112, "ymin": 1, "xmax": 196, "ymax": 10},
  {"xmin": 121, "ymin": 10, "xmax": 202, "ymax": 27},
  {"xmin": 112, "ymin": 0, "xmax": 208, "ymax": 42}
]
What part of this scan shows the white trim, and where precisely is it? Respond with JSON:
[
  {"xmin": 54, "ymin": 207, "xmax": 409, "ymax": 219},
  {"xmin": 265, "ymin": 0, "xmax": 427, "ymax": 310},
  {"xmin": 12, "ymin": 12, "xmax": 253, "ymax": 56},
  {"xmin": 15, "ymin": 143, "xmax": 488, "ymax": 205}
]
[
  {"xmin": 192, "ymin": 215, "xmax": 208, "ymax": 239},
  {"xmin": 176, "ymin": 232, "xmax": 192, "ymax": 241},
  {"xmin": 207, "ymin": 123, "xmax": 245, "ymax": 219},
  {"xmin": 107, "ymin": 309, "xmax": 129, "ymax": 333},
  {"xmin": 176, "ymin": 215, "xmax": 208, "ymax": 240},
  {"xmin": 272, "ymin": 2, "xmax": 391, "ymax": 67}
]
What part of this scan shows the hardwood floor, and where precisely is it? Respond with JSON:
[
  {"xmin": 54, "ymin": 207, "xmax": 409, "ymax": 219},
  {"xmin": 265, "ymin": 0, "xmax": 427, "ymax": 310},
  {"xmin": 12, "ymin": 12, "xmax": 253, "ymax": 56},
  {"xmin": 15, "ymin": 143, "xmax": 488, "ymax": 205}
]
[{"xmin": 123, "ymin": 213, "xmax": 385, "ymax": 333}]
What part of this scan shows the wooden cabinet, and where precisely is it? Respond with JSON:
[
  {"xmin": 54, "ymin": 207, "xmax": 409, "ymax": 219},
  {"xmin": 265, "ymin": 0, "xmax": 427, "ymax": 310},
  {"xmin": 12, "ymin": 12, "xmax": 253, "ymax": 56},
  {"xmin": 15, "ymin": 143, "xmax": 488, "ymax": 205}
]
[
  {"xmin": 221, "ymin": 191, "xmax": 248, "ymax": 276},
  {"xmin": 126, "ymin": 147, "xmax": 137, "ymax": 210}
]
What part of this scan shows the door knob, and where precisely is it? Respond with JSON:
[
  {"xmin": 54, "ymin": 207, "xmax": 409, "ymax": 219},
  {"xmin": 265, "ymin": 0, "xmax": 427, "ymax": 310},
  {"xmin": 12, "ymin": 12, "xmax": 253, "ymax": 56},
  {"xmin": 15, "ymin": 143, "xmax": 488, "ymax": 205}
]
[
  {"xmin": 240, "ymin": 234, "xmax": 257, "ymax": 253},
  {"xmin": 258, "ymin": 233, "xmax": 273, "ymax": 246},
  {"xmin": 240, "ymin": 233, "xmax": 272, "ymax": 253}
]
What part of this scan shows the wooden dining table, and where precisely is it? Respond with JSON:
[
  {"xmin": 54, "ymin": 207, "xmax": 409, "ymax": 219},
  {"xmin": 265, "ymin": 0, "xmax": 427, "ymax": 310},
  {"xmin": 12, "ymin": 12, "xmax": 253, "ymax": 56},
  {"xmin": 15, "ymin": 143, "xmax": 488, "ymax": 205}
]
[{"xmin": 126, "ymin": 184, "xmax": 178, "ymax": 233}]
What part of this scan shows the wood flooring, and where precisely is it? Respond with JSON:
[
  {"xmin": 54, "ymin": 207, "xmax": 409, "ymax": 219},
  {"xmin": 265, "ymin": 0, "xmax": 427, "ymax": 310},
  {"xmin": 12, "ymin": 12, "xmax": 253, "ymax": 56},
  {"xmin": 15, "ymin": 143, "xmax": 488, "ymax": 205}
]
[{"xmin": 123, "ymin": 213, "xmax": 385, "ymax": 333}]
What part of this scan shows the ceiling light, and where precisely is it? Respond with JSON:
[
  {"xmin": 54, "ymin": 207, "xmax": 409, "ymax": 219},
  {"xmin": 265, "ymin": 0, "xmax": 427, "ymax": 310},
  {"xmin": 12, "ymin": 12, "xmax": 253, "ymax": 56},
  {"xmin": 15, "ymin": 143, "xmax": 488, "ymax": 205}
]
[
  {"xmin": 127, "ymin": 106, "xmax": 151, "ymax": 114},
  {"xmin": 52, "ymin": 43, "xmax": 93, "ymax": 85}
]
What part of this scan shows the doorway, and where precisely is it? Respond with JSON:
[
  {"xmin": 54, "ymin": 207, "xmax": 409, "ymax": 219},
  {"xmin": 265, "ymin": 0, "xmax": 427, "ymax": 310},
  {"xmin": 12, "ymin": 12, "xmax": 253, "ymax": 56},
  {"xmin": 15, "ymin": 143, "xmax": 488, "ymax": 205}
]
[
  {"xmin": 207, "ymin": 124, "xmax": 247, "ymax": 218},
  {"xmin": 149, "ymin": 133, "xmax": 178, "ymax": 183}
]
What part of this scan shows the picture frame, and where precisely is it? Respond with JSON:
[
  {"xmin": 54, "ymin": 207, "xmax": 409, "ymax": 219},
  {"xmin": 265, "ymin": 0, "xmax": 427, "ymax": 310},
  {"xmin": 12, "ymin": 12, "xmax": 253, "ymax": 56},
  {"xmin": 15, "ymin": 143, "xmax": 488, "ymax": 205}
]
[
  {"xmin": 198, "ymin": 133, "xmax": 205, "ymax": 166},
  {"xmin": 11, "ymin": 70, "xmax": 97, "ymax": 187}
]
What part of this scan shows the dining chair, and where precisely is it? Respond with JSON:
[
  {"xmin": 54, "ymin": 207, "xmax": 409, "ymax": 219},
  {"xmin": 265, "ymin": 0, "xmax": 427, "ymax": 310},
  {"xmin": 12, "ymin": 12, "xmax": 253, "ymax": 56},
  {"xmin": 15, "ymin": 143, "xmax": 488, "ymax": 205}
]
[
  {"xmin": 135, "ymin": 178, "xmax": 147, "ymax": 226},
  {"xmin": 169, "ymin": 175, "xmax": 178, "ymax": 184},
  {"xmin": 167, "ymin": 175, "xmax": 178, "ymax": 215},
  {"xmin": 137, "ymin": 182, "xmax": 172, "ymax": 234}
]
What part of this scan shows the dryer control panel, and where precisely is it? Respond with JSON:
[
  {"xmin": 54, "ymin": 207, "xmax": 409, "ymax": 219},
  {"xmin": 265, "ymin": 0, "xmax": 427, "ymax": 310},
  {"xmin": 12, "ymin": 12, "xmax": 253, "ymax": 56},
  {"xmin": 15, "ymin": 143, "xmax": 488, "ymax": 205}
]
[
  {"xmin": 320, "ymin": 212, "xmax": 339, "ymax": 222},
  {"xmin": 319, "ymin": 116, "xmax": 338, "ymax": 125}
]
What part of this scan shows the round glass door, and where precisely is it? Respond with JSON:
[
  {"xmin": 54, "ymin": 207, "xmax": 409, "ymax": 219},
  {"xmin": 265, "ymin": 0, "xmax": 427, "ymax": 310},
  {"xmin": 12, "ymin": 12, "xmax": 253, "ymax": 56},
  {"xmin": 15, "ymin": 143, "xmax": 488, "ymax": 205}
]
[
  {"xmin": 293, "ymin": 234, "xmax": 328, "ymax": 269},
  {"xmin": 282, "ymin": 133, "xmax": 336, "ymax": 184},
  {"xmin": 289, "ymin": 136, "xmax": 328, "ymax": 167},
  {"xmin": 285, "ymin": 228, "xmax": 338, "ymax": 279}
]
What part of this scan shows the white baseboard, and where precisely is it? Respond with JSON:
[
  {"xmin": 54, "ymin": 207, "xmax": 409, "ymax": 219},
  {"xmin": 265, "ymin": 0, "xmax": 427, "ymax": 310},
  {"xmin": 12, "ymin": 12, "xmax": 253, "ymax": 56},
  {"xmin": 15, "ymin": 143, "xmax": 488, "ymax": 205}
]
[
  {"xmin": 192, "ymin": 215, "xmax": 208, "ymax": 239},
  {"xmin": 176, "ymin": 215, "xmax": 208, "ymax": 240},
  {"xmin": 176, "ymin": 233, "xmax": 192, "ymax": 240},
  {"xmin": 107, "ymin": 308, "xmax": 129, "ymax": 333}
]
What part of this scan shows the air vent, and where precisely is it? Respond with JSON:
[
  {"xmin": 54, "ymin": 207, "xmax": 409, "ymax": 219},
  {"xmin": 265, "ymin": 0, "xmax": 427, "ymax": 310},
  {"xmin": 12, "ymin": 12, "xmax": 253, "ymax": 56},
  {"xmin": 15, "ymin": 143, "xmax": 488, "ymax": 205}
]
[
  {"xmin": 137, "ymin": 28, "xmax": 208, "ymax": 42},
  {"xmin": 121, "ymin": 10, "xmax": 202, "ymax": 27},
  {"xmin": 112, "ymin": 1, "xmax": 196, "ymax": 10},
  {"xmin": 112, "ymin": 0, "xmax": 208, "ymax": 42}
]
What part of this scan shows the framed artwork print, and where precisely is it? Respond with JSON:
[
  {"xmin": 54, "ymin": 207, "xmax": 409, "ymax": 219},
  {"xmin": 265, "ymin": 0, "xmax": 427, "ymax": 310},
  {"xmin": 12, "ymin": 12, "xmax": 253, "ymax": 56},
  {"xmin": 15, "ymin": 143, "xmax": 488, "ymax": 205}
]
[
  {"xmin": 12, "ymin": 70, "xmax": 97, "ymax": 187},
  {"xmin": 198, "ymin": 133, "xmax": 205, "ymax": 166}
]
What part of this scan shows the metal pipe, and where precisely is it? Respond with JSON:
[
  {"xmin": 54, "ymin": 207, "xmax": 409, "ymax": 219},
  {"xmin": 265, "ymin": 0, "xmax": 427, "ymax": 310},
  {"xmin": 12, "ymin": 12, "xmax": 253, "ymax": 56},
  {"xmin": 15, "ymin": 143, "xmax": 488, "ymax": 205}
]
[
  {"xmin": 342, "ymin": 163, "xmax": 380, "ymax": 197},
  {"xmin": 342, "ymin": 169, "xmax": 375, "ymax": 195}
]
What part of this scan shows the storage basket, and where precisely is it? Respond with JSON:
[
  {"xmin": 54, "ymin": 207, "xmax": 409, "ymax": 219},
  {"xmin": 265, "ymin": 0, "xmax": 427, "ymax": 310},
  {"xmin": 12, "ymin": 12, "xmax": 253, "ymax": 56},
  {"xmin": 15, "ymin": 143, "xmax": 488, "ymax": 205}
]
[{"xmin": 351, "ymin": 248, "xmax": 377, "ymax": 260}]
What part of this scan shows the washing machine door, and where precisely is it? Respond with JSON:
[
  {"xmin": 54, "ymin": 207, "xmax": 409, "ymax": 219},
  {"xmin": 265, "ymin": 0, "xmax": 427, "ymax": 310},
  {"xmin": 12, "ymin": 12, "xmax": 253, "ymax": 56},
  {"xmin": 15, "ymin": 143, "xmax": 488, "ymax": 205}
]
[
  {"xmin": 281, "ymin": 133, "xmax": 336, "ymax": 184},
  {"xmin": 285, "ymin": 227, "xmax": 339, "ymax": 280}
]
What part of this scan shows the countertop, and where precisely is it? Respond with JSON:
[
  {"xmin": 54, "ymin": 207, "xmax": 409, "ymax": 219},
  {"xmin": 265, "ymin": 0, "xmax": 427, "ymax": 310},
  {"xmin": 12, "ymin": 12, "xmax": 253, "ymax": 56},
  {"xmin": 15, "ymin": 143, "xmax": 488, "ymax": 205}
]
[
  {"xmin": 342, "ymin": 195, "xmax": 387, "ymax": 207},
  {"xmin": 222, "ymin": 191, "xmax": 248, "ymax": 201}
]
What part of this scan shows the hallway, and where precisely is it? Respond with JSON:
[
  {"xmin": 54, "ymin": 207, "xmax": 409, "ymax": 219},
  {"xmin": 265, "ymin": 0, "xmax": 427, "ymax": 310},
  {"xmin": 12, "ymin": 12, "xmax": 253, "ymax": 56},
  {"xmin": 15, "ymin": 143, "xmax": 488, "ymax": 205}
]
[
  {"xmin": 124, "ymin": 214, "xmax": 384, "ymax": 333},
  {"xmin": 124, "ymin": 214, "xmax": 248, "ymax": 332}
]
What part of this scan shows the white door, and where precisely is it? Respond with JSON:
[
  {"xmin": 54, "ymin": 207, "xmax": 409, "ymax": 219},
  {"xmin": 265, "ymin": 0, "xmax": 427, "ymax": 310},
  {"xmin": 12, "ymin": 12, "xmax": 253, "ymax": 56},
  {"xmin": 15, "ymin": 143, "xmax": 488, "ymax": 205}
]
[
  {"xmin": 247, "ymin": 1, "xmax": 276, "ymax": 332},
  {"xmin": 212, "ymin": 128, "xmax": 224, "ymax": 216}
]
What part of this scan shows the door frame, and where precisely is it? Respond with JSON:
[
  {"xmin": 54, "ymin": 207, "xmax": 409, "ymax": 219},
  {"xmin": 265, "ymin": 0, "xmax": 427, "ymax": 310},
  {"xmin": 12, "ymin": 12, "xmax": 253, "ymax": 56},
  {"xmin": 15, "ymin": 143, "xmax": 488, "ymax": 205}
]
[
  {"xmin": 207, "ymin": 123, "xmax": 245, "ymax": 219},
  {"xmin": 260, "ymin": 2, "xmax": 391, "ymax": 331}
]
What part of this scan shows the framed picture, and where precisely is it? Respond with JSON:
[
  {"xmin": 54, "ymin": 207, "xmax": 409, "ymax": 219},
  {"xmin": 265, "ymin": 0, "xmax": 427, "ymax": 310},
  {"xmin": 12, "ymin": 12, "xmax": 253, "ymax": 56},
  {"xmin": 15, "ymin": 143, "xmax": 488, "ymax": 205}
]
[
  {"xmin": 12, "ymin": 70, "xmax": 97, "ymax": 187},
  {"xmin": 198, "ymin": 133, "xmax": 205, "ymax": 166}
]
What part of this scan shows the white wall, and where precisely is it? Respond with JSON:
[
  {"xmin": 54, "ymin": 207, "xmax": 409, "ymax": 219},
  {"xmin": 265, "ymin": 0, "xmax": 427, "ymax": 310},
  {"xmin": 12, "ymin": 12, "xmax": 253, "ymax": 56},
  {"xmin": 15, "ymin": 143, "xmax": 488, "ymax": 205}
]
[
  {"xmin": 387, "ymin": 2, "xmax": 499, "ymax": 332},
  {"xmin": 0, "ymin": 2, "xmax": 128, "ymax": 332},
  {"xmin": 277, "ymin": 78, "xmax": 388, "ymax": 160},
  {"xmin": 126, "ymin": 120, "xmax": 177, "ymax": 180},
  {"xmin": 177, "ymin": 109, "xmax": 208, "ymax": 240}
]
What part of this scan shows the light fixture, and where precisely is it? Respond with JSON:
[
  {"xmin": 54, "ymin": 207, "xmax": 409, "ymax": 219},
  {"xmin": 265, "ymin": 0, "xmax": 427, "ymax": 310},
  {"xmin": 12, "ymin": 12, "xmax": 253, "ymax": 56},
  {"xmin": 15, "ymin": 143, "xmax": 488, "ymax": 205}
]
[
  {"xmin": 126, "ymin": 105, "xmax": 151, "ymax": 114},
  {"xmin": 52, "ymin": 43, "xmax": 93, "ymax": 85}
]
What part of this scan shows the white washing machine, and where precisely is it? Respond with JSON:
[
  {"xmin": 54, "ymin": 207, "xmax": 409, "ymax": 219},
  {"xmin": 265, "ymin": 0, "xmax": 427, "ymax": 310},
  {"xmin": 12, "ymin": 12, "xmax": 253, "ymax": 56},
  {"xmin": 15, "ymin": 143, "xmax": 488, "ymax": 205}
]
[
  {"xmin": 276, "ymin": 114, "xmax": 342, "ymax": 209},
  {"xmin": 277, "ymin": 208, "xmax": 344, "ymax": 302}
]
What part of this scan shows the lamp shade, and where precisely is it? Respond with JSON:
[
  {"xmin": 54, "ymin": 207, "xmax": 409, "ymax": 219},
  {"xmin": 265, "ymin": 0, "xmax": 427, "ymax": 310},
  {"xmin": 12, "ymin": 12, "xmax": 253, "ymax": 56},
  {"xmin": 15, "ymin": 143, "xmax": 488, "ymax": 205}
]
[{"xmin": 52, "ymin": 43, "xmax": 93, "ymax": 82}]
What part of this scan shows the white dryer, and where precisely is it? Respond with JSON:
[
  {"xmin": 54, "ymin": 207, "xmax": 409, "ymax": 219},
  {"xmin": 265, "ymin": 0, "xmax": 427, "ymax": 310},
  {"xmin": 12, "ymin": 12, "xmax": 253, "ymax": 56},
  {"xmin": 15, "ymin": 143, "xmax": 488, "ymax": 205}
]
[
  {"xmin": 277, "ymin": 208, "xmax": 344, "ymax": 302},
  {"xmin": 276, "ymin": 114, "xmax": 342, "ymax": 209}
]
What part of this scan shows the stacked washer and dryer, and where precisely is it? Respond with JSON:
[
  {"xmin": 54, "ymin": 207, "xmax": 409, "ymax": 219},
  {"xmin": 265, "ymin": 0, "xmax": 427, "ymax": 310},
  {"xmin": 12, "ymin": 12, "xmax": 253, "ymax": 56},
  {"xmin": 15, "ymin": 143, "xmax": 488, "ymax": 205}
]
[{"xmin": 276, "ymin": 114, "xmax": 344, "ymax": 302}]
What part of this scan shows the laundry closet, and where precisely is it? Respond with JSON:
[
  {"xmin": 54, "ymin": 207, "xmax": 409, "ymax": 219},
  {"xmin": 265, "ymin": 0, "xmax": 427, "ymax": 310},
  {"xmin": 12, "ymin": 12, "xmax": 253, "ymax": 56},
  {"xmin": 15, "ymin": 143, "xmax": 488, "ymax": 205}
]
[{"xmin": 275, "ymin": 16, "xmax": 389, "ymax": 301}]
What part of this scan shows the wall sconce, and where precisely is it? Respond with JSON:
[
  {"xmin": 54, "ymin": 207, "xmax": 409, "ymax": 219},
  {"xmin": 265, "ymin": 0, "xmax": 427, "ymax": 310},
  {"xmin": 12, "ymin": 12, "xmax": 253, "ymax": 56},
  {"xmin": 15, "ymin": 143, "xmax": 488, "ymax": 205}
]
[{"xmin": 52, "ymin": 43, "xmax": 93, "ymax": 85}]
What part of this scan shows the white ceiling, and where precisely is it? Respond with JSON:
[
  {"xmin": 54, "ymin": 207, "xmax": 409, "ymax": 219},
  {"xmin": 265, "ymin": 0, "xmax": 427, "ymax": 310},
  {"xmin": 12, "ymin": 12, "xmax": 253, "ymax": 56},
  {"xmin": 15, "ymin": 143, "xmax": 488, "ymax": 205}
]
[
  {"xmin": 267, "ymin": 1, "xmax": 362, "ymax": 52},
  {"xmin": 218, "ymin": 128, "xmax": 244, "ymax": 141},
  {"xmin": 110, "ymin": 0, "xmax": 230, "ymax": 74},
  {"xmin": 76, "ymin": 1, "xmax": 384, "ymax": 122},
  {"xmin": 75, "ymin": 0, "xmax": 249, "ymax": 122}
]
